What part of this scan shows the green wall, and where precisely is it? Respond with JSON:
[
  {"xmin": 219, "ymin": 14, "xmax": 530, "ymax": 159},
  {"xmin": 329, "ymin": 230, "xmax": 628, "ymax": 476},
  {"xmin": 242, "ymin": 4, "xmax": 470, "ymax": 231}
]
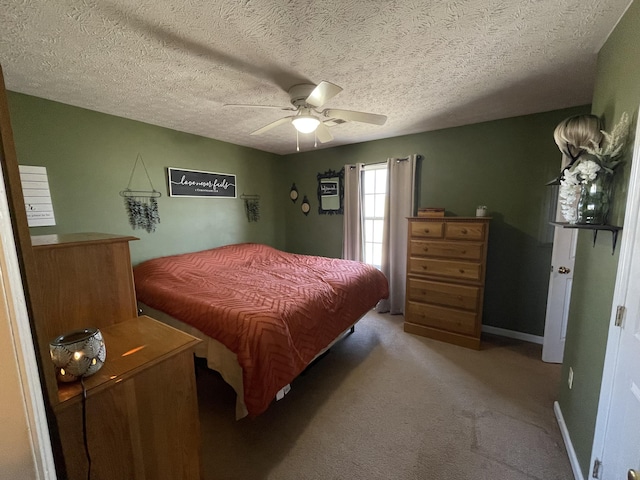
[
  {"xmin": 5, "ymin": 86, "xmax": 598, "ymax": 342},
  {"xmin": 7, "ymin": 92, "xmax": 286, "ymax": 264},
  {"xmin": 282, "ymin": 106, "xmax": 590, "ymax": 336},
  {"xmin": 7, "ymin": 89, "xmax": 590, "ymax": 339},
  {"xmin": 558, "ymin": 1, "xmax": 640, "ymax": 477}
]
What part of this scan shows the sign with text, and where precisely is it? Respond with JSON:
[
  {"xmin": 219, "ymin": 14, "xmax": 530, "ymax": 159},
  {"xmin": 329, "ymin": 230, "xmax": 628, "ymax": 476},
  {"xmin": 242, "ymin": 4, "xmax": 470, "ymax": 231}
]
[
  {"xmin": 19, "ymin": 165, "xmax": 56, "ymax": 226},
  {"xmin": 320, "ymin": 180, "xmax": 338, "ymax": 197},
  {"xmin": 168, "ymin": 167, "xmax": 237, "ymax": 198},
  {"xmin": 319, "ymin": 179, "xmax": 340, "ymax": 211}
]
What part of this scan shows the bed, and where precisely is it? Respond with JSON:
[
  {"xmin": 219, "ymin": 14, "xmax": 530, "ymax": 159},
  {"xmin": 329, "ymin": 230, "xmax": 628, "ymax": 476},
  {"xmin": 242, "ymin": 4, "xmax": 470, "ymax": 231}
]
[{"xmin": 133, "ymin": 243, "xmax": 389, "ymax": 418}]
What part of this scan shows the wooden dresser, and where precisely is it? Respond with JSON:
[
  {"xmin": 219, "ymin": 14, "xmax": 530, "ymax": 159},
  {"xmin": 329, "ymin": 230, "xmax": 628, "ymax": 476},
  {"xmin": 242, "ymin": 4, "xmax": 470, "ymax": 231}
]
[
  {"xmin": 31, "ymin": 233, "xmax": 202, "ymax": 479},
  {"xmin": 404, "ymin": 217, "xmax": 490, "ymax": 349}
]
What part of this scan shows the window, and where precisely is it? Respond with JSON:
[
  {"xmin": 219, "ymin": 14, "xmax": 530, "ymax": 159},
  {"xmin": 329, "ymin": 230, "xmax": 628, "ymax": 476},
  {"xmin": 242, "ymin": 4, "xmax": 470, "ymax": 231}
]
[{"xmin": 362, "ymin": 164, "xmax": 387, "ymax": 269}]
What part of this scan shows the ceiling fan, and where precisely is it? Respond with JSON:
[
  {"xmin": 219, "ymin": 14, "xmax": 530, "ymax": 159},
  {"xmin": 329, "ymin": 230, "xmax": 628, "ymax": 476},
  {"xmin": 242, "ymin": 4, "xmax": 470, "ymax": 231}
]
[{"xmin": 224, "ymin": 81, "xmax": 387, "ymax": 148}]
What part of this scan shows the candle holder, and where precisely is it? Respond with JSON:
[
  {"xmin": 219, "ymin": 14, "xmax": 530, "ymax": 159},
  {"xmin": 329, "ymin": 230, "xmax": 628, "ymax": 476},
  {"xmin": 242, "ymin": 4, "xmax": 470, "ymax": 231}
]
[{"xmin": 49, "ymin": 328, "xmax": 106, "ymax": 383}]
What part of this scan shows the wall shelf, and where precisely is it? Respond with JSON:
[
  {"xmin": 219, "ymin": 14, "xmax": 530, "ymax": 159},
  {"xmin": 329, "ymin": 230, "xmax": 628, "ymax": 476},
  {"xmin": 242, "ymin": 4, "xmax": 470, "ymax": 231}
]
[{"xmin": 550, "ymin": 222, "xmax": 623, "ymax": 254}]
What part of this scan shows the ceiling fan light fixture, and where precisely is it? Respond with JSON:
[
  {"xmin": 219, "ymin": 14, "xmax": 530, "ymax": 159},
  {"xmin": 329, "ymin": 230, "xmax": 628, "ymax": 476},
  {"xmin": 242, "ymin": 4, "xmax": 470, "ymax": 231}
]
[{"xmin": 292, "ymin": 115, "xmax": 320, "ymax": 134}]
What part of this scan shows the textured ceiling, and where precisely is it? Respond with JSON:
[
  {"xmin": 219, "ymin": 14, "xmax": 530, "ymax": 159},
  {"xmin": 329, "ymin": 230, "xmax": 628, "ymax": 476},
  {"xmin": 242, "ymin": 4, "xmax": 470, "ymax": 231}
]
[{"xmin": 0, "ymin": 0, "xmax": 631, "ymax": 155}]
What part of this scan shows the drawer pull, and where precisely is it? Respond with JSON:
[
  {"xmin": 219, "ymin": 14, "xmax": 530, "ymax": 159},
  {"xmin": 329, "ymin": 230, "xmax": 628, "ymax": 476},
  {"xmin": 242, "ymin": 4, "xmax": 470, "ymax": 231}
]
[
  {"xmin": 423, "ymin": 229, "xmax": 430, "ymax": 233},
  {"xmin": 423, "ymin": 247, "xmax": 429, "ymax": 252},
  {"xmin": 422, "ymin": 266, "xmax": 428, "ymax": 270},
  {"xmin": 461, "ymin": 228, "xmax": 468, "ymax": 234},
  {"xmin": 459, "ymin": 269, "xmax": 465, "ymax": 273}
]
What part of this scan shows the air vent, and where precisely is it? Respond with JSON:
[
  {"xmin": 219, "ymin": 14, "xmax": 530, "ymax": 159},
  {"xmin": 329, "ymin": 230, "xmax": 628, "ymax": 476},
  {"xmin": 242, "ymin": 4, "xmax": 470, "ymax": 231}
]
[{"xmin": 324, "ymin": 118, "xmax": 347, "ymax": 127}]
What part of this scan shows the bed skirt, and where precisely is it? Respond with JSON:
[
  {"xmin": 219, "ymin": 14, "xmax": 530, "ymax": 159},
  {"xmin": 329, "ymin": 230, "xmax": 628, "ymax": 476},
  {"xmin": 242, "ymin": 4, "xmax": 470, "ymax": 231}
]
[{"xmin": 138, "ymin": 302, "xmax": 360, "ymax": 419}]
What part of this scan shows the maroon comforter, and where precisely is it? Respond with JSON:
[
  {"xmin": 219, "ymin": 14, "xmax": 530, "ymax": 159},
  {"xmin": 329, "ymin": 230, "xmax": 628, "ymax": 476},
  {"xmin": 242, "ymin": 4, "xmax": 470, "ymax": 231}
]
[{"xmin": 133, "ymin": 243, "xmax": 389, "ymax": 416}]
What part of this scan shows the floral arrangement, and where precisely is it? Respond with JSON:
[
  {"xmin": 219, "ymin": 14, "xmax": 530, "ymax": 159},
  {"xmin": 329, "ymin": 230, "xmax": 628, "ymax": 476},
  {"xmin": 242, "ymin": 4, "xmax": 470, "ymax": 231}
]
[
  {"xmin": 582, "ymin": 111, "xmax": 629, "ymax": 173},
  {"xmin": 559, "ymin": 112, "xmax": 629, "ymax": 223}
]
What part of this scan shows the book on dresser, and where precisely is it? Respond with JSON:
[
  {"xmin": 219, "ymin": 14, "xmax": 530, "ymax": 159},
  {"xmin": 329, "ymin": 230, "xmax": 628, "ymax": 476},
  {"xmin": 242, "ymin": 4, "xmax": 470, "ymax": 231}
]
[{"xmin": 404, "ymin": 217, "xmax": 490, "ymax": 349}]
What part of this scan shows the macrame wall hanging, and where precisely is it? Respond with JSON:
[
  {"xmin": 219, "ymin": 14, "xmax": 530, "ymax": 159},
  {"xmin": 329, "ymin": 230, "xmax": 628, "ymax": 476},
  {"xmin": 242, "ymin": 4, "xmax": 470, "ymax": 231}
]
[
  {"xmin": 120, "ymin": 154, "xmax": 161, "ymax": 233},
  {"xmin": 240, "ymin": 194, "xmax": 260, "ymax": 222}
]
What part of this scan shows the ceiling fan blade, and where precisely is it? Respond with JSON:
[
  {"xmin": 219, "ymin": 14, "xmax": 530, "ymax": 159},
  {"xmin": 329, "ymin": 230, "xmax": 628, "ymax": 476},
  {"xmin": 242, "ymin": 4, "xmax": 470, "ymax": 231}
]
[
  {"xmin": 250, "ymin": 117, "xmax": 292, "ymax": 135},
  {"xmin": 224, "ymin": 103, "xmax": 296, "ymax": 111},
  {"xmin": 315, "ymin": 123, "xmax": 333, "ymax": 143},
  {"xmin": 305, "ymin": 81, "xmax": 343, "ymax": 108},
  {"xmin": 323, "ymin": 108, "xmax": 387, "ymax": 126}
]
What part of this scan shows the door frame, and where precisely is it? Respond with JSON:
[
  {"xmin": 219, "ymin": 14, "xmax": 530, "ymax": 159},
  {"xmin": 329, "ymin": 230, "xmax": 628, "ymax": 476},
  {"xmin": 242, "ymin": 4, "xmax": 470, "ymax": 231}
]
[
  {"xmin": 0, "ymin": 167, "xmax": 56, "ymax": 479},
  {"xmin": 590, "ymin": 107, "xmax": 640, "ymax": 475},
  {"xmin": 0, "ymin": 64, "xmax": 56, "ymax": 478}
]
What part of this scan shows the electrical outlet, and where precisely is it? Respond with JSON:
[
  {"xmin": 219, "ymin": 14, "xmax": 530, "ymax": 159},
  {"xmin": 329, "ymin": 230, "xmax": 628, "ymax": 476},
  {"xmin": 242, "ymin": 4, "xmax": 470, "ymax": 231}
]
[{"xmin": 568, "ymin": 367, "xmax": 574, "ymax": 389}]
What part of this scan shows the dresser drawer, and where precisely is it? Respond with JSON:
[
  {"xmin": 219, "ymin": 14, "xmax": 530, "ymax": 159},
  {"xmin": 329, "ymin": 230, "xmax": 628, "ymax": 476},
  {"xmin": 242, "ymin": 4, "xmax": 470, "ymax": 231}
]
[
  {"xmin": 410, "ymin": 221, "xmax": 444, "ymax": 239},
  {"xmin": 445, "ymin": 222, "xmax": 485, "ymax": 241},
  {"xmin": 409, "ymin": 257, "xmax": 482, "ymax": 282},
  {"xmin": 407, "ymin": 278, "xmax": 480, "ymax": 311},
  {"xmin": 409, "ymin": 240, "xmax": 483, "ymax": 260},
  {"xmin": 406, "ymin": 301, "xmax": 478, "ymax": 335}
]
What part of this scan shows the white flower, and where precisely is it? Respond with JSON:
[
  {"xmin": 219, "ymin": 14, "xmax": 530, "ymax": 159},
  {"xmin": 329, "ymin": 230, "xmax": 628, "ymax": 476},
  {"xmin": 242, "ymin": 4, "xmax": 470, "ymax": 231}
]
[
  {"xmin": 561, "ymin": 205, "xmax": 577, "ymax": 223},
  {"xmin": 559, "ymin": 177, "xmax": 580, "ymax": 223},
  {"xmin": 561, "ymin": 168, "xmax": 579, "ymax": 186},
  {"xmin": 574, "ymin": 160, "xmax": 601, "ymax": 183},
  {"xmin": 559, "ymin": 184, "xmax": 578, "ymax": 203}
]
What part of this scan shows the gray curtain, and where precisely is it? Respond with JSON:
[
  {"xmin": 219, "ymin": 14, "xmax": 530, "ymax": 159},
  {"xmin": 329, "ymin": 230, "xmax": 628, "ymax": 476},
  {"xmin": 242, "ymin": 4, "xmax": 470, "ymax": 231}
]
[
  {"xmin": 342, "ymin": 163, "xmax": 364, "ymax": 261},
  {"xmin": 377, "ymin": 155, "xmax": 417, "ymax": 314}
]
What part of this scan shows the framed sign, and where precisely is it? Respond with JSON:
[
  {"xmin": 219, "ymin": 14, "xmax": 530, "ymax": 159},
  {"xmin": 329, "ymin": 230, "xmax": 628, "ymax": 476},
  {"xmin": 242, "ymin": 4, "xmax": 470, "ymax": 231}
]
[
  {"xmin": 317, "ymin": 168, "xmax": 344, "ymax": 215},
  {"xmin": 19, "ymin": 165, "xmax": 56, "ymax": 226},
  {"xmin": 320, "ymin": 181, "xmax": 338, "ymax": 196},
  {"xmin": 168, "ymin": 167, "xmax": 237, "ymax": 198}
]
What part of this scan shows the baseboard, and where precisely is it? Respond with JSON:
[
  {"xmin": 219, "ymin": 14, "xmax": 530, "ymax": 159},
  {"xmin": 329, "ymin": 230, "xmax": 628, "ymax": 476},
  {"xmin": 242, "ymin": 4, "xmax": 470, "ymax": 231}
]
[
  {"xmin": 554, "ymin": 401, "xmax": 585, "ymax": 480},
  {"xmin": 481, "ymin": 325, "xmax": 544, "ymax": 345}
]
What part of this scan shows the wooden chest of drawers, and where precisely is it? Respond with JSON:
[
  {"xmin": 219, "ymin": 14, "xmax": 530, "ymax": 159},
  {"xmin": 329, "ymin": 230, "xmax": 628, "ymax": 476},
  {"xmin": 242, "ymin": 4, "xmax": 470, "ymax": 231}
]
[{"xmin": 404, "ymin": 217, "xmax": 490, "ymax": 349}]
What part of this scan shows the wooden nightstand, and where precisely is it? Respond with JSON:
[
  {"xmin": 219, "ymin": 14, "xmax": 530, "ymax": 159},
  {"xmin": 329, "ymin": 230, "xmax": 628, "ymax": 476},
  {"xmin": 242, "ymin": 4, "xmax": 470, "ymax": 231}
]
[
  {"xmin": 30, "ymin": 233, "xmax": 203, "ymax": 479},
  {"xmin": 54, "ymin": 315, "xmax": 202, "ymax": 480}
]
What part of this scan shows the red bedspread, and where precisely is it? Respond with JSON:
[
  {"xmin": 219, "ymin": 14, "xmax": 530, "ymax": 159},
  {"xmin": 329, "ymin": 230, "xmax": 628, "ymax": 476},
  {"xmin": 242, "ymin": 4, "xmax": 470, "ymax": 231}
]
[{"xmin": 133, "ymin": 243, "xmax": 389, "ymax": 416}]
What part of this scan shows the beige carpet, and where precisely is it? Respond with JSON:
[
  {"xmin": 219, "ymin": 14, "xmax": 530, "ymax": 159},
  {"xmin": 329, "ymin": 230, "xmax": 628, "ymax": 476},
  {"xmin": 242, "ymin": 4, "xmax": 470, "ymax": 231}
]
[{"xmin": 196, "ymin": 312, "xmax": 573, "ymax": 480}]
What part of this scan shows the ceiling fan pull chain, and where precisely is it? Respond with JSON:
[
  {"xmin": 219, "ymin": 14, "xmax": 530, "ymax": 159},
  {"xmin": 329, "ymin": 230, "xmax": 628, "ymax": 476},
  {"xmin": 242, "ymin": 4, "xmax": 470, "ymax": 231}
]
[
  {"xmin": 296, "ymin": 130, "xmax": 300, "ymax": 152},
  {"xmin": 314, "ymin": 131, "xmax": 318, "ymax": 148}
]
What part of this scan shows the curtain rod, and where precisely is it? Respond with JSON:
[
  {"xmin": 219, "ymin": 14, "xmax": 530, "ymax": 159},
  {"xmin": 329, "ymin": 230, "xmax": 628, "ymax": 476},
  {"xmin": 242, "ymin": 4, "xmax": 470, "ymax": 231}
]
[
  {"xmin": 348, "ymin": 154, "xmax": 423, "ymax": 169},
  {"xmin": 396, "ymin": 154, "xmax": 423, "ymax": 162}
]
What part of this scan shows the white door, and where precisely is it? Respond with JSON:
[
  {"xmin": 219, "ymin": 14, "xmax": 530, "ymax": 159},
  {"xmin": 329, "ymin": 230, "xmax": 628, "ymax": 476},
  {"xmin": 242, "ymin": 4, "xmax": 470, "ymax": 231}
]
[
  {"xmin": 600, "ymin": 235, "xmax": 640, "ymax": 477},
  {"xmin": 591, "ymin": 109, "xmax": 640, "ymax": 480},
  {"xmin": 542, "ymin": 196, "xmax": 578, "ymax": 363}
]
